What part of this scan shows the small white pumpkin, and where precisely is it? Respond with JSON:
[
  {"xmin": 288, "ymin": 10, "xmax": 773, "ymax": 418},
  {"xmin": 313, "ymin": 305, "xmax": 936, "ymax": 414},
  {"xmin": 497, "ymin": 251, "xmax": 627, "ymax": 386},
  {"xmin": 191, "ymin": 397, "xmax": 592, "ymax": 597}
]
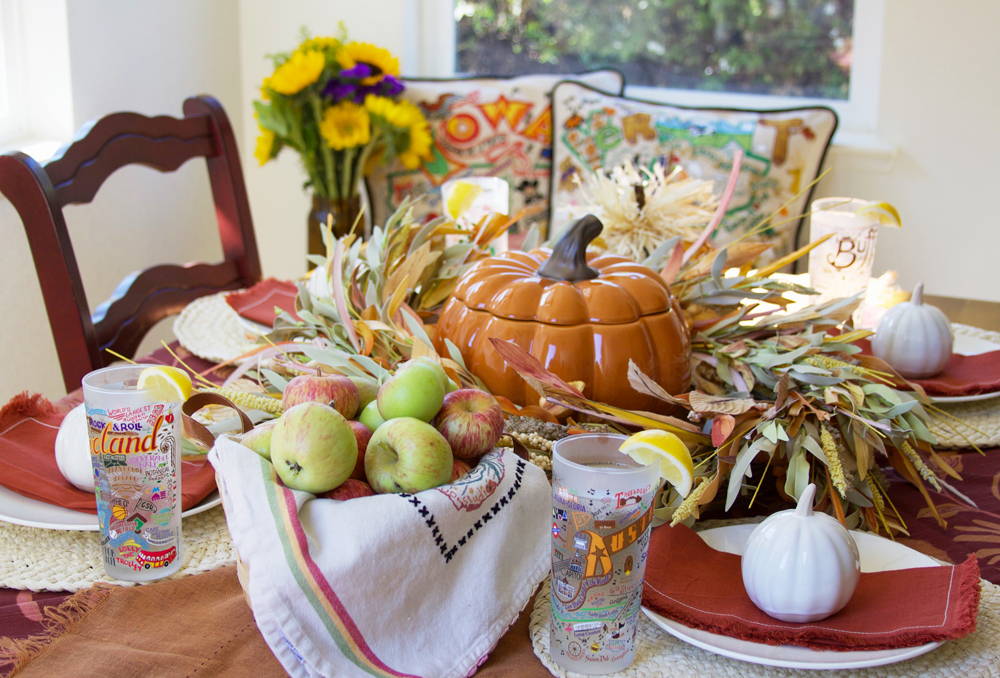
[
  {"xmin": 872, "ymin": 282, "xmax": 953, "ymax": 378},
  {"xmin": 55, "ymin": 404, "xmax": 96, "ymax": 492},
  {"xmin": 741, "ymin": 484, "xmax": 859, "ymax": 623}
]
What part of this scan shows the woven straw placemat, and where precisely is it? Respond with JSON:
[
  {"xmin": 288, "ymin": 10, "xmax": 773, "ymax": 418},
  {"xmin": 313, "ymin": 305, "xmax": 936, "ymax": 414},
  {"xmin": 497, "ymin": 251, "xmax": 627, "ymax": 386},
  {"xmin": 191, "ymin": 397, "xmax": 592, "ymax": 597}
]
[
  {"xmin": 0, "ymin": 505, "xmax": 235, "ymax": 592},
  {"xmin": 172, "ymin": 291, "xmax": 262, "ymax": 363},
  {"xmin": 529, "ymin": 576, "xmax": 1000, "ymax": 678},
  {"xmin": 927, "ymin": 324, "xmax": 1000, "ymax": 449}
]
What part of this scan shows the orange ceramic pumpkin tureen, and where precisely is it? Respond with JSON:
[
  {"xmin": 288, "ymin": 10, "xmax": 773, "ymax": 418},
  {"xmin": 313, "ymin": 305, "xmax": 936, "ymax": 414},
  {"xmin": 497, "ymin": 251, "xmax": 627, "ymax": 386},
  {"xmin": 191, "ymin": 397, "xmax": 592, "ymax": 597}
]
[{"xmin": 435, "ymin": 215, "xmax": 691, "ymax": 412}]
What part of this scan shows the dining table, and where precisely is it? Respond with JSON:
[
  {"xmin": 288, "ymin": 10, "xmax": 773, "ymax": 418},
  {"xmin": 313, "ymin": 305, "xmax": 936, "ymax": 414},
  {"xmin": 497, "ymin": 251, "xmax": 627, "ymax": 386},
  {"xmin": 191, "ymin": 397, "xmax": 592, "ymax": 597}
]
[{"xmin": 1, "ymin": 293, "xmax": 998, "ymax": 677}]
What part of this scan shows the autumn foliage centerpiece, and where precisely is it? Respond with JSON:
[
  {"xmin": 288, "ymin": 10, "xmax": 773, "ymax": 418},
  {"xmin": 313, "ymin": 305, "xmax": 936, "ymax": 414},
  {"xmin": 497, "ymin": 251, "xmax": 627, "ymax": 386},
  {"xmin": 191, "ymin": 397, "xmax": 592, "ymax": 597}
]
[{"xmin": 253, "ymin": 32, "xmax": 432, "ymax": 258}]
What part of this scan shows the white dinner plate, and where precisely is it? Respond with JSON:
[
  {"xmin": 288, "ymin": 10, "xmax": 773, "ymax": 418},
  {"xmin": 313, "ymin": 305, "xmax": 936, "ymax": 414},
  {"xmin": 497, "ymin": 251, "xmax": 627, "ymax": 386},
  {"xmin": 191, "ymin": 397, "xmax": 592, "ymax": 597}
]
[
  {"xmin": 926, "ymin": 332, "xmax": 1000, "ymax": 404},
  {"xmin": 642, "ymin": 524, "xmax": 944, "ymax": 670},
  {"xmin": 0, "ymin": 485, "xmax": 221, "ymax": 531}
]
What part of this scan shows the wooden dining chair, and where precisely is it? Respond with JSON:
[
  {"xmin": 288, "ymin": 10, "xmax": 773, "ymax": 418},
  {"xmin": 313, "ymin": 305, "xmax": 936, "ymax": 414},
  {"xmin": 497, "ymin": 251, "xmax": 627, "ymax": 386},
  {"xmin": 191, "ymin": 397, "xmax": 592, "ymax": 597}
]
[{"xmin": 0, "ymin": 95, "xmax": 262, "ymax": 392}]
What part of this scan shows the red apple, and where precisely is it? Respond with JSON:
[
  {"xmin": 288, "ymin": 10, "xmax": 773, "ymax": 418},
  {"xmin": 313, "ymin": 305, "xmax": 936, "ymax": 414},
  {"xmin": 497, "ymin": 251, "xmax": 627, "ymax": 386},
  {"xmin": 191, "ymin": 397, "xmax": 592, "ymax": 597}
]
[
  {"xmin": 319, "ymin": 479, "xmax": 375, "ymax": 501},
  {"xmin": 450, "ymin": 458, "xmax": 473, "ymax": 482},
  {"xmin": 348, "ymin": 420, "xmax": 373, "ymax": 480},
  {"xmin": 283, "ymin": 375, "xmax": 360, "ymax": 419},
  {"xmin": 433, "ymin": 389, "xmax": 504, "ymax": 459}
]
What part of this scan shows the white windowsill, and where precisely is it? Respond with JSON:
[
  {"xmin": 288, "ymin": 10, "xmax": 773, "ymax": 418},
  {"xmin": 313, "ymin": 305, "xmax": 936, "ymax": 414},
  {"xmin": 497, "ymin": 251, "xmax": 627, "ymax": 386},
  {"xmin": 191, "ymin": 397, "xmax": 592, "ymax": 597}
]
[{"xmin": 1, "ymin": 136, "xmax": 64, "ymax": 162}]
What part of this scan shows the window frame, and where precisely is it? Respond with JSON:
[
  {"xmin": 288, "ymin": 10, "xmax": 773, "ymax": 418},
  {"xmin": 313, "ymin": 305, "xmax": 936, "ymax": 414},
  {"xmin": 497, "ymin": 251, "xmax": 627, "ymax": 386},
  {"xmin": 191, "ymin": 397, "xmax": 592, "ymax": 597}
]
[{"xmin": 415, "ymin": 0, "xmax": 885, "ymax": 143}]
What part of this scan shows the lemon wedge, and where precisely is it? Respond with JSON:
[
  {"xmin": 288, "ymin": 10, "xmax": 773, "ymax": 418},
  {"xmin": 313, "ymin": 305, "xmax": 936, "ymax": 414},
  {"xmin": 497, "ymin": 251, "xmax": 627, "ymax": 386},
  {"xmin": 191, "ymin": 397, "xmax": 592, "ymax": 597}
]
[
  {"xmin": 619, "ymin": 429, "xmax": 694, "ymax": 497},
  {"xmin": 445, "ymin": 180, "xmax": 483, "ymax": 220},
  {"xmin": 137, "ymin": 366, "xmax": 193, "ymax": 403},
  {"xmin": 857, "ymin": 201, "xmax": 903, "ymax": 228}
]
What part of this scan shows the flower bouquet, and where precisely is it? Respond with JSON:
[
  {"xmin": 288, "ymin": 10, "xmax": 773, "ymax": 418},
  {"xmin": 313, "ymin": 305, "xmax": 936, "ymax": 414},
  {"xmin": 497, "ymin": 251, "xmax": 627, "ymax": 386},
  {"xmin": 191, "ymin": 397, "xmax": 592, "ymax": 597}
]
[{"xmin": 253, "ymin": 32, "xmax": 432, "ymax": 256}]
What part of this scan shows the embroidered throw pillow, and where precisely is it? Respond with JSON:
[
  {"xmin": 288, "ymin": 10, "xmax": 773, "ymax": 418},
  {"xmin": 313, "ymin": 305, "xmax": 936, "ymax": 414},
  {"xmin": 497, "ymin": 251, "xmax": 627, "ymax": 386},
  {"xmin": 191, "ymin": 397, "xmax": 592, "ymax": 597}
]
[
  {"xmin": 365, "ymin": 70, "xmax": 624, "ymax": 247},
  {"xmin": 549, "ymin": 80, "xmax": 838, "ymax": 256}
]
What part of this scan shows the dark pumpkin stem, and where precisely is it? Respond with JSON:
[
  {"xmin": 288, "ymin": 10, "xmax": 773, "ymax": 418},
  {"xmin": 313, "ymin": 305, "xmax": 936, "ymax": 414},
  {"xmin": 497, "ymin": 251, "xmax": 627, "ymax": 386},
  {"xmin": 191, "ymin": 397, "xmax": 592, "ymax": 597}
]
[{"xmin": 537, "ymin": 214, "xmax": 603, "ymax": 282}]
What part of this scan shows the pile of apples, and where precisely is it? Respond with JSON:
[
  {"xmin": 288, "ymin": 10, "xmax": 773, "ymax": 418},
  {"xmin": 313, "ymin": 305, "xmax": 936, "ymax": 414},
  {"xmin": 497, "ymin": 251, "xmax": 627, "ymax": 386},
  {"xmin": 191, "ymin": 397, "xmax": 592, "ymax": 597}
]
[{"xmin": 239, "ymin": 358, "xmax": 504, "ymax": 499}]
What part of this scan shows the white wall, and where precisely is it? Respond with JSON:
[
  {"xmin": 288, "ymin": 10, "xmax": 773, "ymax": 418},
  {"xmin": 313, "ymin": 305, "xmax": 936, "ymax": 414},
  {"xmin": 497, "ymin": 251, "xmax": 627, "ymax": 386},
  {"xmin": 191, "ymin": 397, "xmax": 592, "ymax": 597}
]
[
  {"xmin": 811, "ymin": 1, "xmax": 1000, "ymax": 303},
  {"xmin": 0, "ymin": 0, "xmax": 242, "ymax": 399}
]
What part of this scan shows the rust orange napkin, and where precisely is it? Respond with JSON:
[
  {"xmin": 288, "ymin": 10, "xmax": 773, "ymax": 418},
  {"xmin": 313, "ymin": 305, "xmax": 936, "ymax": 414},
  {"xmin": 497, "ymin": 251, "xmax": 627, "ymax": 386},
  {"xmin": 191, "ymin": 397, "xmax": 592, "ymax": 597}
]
[
  {"xmin": 908, "ymin": 350, "xmax": 1000, "ymax": 396},
  {"xmin": 0, "ymin": 392, "xmax": 217, "ymax": 514},
  {"xmin": 641, "ymin": 524, "xmax": 981, "ymax": 651},
  {"xmin": 857, "ymin": 338, "xmax": 1000, "ymax": 397},
  {"xmin": 225, "ymin": 278, "xmax": 300, "ymax": 326}
]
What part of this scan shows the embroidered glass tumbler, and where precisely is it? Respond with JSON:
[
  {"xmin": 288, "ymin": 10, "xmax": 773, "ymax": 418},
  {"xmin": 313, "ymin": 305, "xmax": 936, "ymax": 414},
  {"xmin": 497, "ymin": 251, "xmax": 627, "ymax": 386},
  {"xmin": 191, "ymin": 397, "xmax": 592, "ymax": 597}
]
[
  {"xmin": 549, "ymin": 433, "xmax": 660, "ymax": 674},
  {"xmin": 82, "ymin": 364, "xmax": 183, "ymax": 581}
]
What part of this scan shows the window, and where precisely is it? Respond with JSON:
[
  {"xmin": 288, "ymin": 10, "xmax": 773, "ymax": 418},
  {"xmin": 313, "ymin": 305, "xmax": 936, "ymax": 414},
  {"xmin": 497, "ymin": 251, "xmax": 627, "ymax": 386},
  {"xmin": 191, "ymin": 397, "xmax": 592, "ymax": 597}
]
[
  {"xmin": 419, "ymin": 0, "xmax": 884, "ymax": 140},
  {"xmin": 456, "ymin": 1, "xmax": 853, "ymax": 99},
  {"xmin": 0, "ymin": 0, "xmax": 73, "ymax": 154}
]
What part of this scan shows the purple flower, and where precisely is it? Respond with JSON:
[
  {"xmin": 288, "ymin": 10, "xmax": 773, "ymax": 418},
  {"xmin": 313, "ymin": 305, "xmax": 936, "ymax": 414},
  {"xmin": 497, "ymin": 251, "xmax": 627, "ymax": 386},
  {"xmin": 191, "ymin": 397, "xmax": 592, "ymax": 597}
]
[
  {"xmin": 340, "ymin": 63, "xmax": 373, "ymax": 80},
  {"xmin": 377, "ymin": 75, "xmax": 404, "ymax": 96},
  {"xmin": 324, "ymin": 80, "xmax": 360, "ymax": 102}
]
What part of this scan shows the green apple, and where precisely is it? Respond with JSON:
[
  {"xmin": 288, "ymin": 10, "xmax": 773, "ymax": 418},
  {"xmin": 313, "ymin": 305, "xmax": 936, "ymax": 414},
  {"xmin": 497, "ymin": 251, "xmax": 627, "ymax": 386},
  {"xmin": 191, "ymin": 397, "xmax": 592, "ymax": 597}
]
[
  {"xmin": 240, "ymin": 420, "xmax": 277, "ymax": 460},
  {"xmin": 270, "ymin": 402, "xmax": 357, "ymax": 493},
  {"xmin": 377, "ymin": 363, "xmax": 445, "ymax": 421},
  {"xmin": 365, "ymin": 417, "xmax": 453, "ymax": 493},
  {"xmin": 402, "ymin": 357, "xmax": 449, "ymax": 391},
  {"xmin": 349, "ymin": 375, "xmax": 379, "ymax": 409},
  {"xmin": 359, "ymin": 399, "xmax": 386, "ymax": 431}
]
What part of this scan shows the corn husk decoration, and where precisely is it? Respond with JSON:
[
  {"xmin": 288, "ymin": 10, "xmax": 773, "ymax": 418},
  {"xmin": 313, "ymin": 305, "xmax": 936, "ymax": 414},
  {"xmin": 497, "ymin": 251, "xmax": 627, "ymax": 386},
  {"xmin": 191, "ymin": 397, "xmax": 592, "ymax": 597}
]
[{"xmin": 575, "ymin": 162, "xmax": 718, "ymax": 261}]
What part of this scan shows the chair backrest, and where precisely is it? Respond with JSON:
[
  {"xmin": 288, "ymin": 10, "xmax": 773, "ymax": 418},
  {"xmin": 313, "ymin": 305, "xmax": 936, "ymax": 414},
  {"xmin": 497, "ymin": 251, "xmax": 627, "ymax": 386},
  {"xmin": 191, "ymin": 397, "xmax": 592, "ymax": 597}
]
[{"xmin": 0, "ymin": 95, "xmax": 261, "ymax": 392}]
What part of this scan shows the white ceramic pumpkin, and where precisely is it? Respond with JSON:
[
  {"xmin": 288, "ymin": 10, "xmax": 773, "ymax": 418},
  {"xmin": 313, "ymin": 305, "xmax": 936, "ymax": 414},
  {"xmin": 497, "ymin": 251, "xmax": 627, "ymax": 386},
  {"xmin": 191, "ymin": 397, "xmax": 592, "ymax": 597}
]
[
  {"xmin": 55, "ymin": 404, "xmax": 95, "ymax": 492},
  {"xmin": 872, "ymin": 282, "xmax": 952, "ymax": 378},
  {"xmin": 741, "ymin": 484, "xmax": 860, "ymax": 622}
]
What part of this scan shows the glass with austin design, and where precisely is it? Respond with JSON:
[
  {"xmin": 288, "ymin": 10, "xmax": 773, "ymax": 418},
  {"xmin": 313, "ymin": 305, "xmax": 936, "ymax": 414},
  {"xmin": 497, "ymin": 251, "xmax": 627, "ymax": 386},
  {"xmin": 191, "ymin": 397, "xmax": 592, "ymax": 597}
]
[{"xmin": 549, "ymin": 433, "xmax": 660, "ymax": 674}]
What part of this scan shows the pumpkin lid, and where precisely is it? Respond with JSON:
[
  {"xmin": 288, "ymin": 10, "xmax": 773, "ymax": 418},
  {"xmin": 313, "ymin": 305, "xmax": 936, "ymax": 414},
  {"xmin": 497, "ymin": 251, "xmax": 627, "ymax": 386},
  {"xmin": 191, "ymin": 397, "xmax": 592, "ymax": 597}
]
[{"xmin": 452, "ymin": 216, "xmax": 675, "ymax": 326}]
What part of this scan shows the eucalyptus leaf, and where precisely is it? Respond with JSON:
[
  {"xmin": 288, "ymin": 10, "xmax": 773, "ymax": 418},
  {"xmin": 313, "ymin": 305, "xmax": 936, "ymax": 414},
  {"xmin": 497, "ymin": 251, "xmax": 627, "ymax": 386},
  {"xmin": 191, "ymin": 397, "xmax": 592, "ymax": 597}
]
[
  {"xmin": 785, "ymin": 370, "xmax": 843, "ymax": 386},
  {"xmin": 800, "ymin": 433, "xmax": 827, "ymax": 463},
  {"xmin": 642, "ymin": 236, "xmax": 680, "ymax": 270},
  {"xmin": 260, "ymin": 368, "xmax": 289, "ymax": 392},
  {"xmin": 444, "ymin": 338, "xmax": 468, "ymax": 369},
  {"xmin": 862, "ymin": 383, "xmax": 903, "ymax": 404},
  {"xmin": 710, "ymin": 248, "xmax": 728, "ymax": 284},
  {"xmin": 725, "ymin": 438, "xmax": 776, "ymax": 510},
  {"xmin": 784, "ymin": 446, "xmax": 811, "ymax": 500},
  {"xmin": 883, "ymin": 399, "xmax": 920, "ymax": 418},
  {"xmin": 299, "ymin": 345, "xmax": 366, "ymax": 377},
  {"xmin": 903, "ymin": 411, "xmax": 938, "ymax": 444}
]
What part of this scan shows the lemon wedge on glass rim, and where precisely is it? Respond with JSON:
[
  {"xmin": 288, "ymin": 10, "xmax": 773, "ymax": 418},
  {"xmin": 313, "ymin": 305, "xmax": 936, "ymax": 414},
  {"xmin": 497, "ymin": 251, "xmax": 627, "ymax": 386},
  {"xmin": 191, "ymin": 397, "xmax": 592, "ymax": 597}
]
[
  {"xmin": 619, "ymin": 429, "xmax": 695, "ymax": 497},
  {"xmin": 136, "ymin": 365, "xmax": 193, "ymax": 402},
  {"xmin": 856, "ymin": 201, "xmax": 903, "ymax": 228},
  {"xmin": 445, "ymin": 180, "xmax": 483, "ymax": 220}
]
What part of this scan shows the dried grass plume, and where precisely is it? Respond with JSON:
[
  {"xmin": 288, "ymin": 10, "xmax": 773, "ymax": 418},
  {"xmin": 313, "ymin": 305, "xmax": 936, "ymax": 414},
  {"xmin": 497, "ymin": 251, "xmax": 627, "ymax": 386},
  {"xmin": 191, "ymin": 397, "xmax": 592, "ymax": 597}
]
[{"xmin": 576, "ymin": 162, "xmax": 718, "ymax": 261}]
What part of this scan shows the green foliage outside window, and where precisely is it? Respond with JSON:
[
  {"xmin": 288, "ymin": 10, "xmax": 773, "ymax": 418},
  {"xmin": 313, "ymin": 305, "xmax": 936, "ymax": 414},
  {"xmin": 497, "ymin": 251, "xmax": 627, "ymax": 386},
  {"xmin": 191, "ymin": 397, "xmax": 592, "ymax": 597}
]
[{"xmin": 455, "ymin": 0, "xmax": 853, "ymax": 99}]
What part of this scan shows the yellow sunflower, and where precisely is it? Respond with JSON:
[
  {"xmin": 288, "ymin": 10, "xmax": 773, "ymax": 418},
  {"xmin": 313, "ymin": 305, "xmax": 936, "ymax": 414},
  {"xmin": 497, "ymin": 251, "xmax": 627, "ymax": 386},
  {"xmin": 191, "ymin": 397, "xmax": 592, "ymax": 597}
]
[
  {"xmin": 298, "ymin": 35, "xmax": 339, "ymax": 53},
  {"xmin": 254, "ymin": 127, "xmax": 275, "ymax": 166},
  {"xmin": 365, "ymin": 95, "xmax": 424, "ymax": 131},
  {"xmin": 337, "ymin": 42, "xmax": 400, "ymax": 85},
  {"xmin": 399, "ymin": 121, "xmax": 433, "ymax": 169},
  {"xmin": 319, "ymin": 102, "xmax": 371, "ymax": 150},
  {"xmin": 269, "ymin": 50, "xmax": 325, "ymax": 95},
  {"xmin": 259, "ymin": 76, "xmax": 272, "ymax": 101}
]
